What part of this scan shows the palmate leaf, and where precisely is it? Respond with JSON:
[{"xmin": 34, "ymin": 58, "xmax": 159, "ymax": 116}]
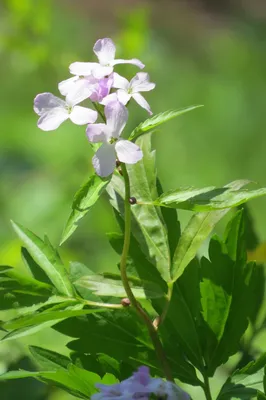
[
  {"xmin": 171, "ymin": 180, "xmax": 250, "ymax": 282},
  {"xmin": 0, "ymin": 364, "xmax": 102, "ymax": 399},
  {"xmin": 152, "ymin": 184, "xmax": 266, "ymax": 211},
  {"xmin": 11, "ymin": 221, "xmax": 74, "ymax": 297},
  {"xmin": 129, "ymin": 106, "xmax": 203, "ymax": 141},
  {"xmin": 108, "ymin": 134, "xmax": 171, "ymax": 282},
  {"xmin": 61, "ymin": 174, "xmax": 111, "ymax": 244},
  {"xmin": 200, "ymin": 211, "xmax": 257, "ymax": 375}
]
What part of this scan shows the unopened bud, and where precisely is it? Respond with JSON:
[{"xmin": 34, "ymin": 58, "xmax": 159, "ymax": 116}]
[
  {"xmin": 129, "ymin": 196, "xmax": 137, "ymax": 205},
  {"xmin": 121, "ymin": 298, "xmax": 131, "ymax": 307}
]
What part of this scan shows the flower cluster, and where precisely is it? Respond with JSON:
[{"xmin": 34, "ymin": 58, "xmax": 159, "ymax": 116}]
[
  {"xmin": 92, "ymin": 366, "xmax": 190, "ymax": 399},
  {"xmin": 33, "ymin": 38, "xmax": 156, "ymax": 177}
]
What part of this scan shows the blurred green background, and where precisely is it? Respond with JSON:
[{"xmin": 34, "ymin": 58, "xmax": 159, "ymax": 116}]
[{"xmin": 1, "ymin": 0, "xmax": 266, "ymax": 398}]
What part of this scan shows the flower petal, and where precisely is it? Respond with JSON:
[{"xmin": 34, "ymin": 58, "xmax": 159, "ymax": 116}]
[
  {"xmin": 100, "ymin": 93, "xmax": 118, "ymax": 106},
  {"xmin": 70, "ymin": 106, "xmax": 98, "ymax": 125},
  {"xmin": 115, "ymin": 139, "xmax": 143, "ymax": 164},
  {"xmin": 90, "ymin": 74, "xmax": 114, "ymax": 102},
  {"xmin": 117, "ymin": 89, "xmax": 131, "ymax": 105},
  {"xmin": 111, "ymin": 58, "xmax": 145, "ymax": 69},
  {"xmin": 91, "ymin": 65, "xmax": 113, "ymax": 79},
  {"xmin": 130, "ymin": 72, "xmax": 156, "ymax": 93},
  {"xmin": 37, "ymin": 109, "xmax": 69, "ymax": 131},
  {"xmin": 34, "ymin": 93, "xmax": 66, "ymax": 116},
  {"xmin": 86, "ymin": 123, "xmax": 109, "ymax": 143},
  {"xmin": 93, "ymin": 38, "xmax": 116, "ymax": 65},
  {"xmin": 105, "ymin": 101, "xmax": 128, "ymax": 138},
  {"xmin": 132, "ymin": 93, "xmax": 153, "ymax": 115},
  {"xmin": 112, "ymin": 72, "xmax": 130, "ymax": 90},
  {"xmin": 69, "ymin": 62, "xmax": 99, "ymax": 76},
  {"xmin": 58, "ymin": 76, "xmax": 80, "ymax": 96},
  {"xmin": 92, "ymin": 143, "xmax": 116, "ymax": 177},
  {"xmin": 66, "ymin": 78, "xmax": 96, "ymax": 106}
]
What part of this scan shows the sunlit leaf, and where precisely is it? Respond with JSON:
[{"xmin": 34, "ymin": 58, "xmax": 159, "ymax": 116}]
[
  {"xmin": 11, "ymin": 221, "xmax": 74, "ymax": 296},
  {"xmin": 171, "ymin": 180, "xmax": 250, "ymax": 282},
  {"xmin": 61, "ymin": 174, "xmax": 111, "ymax": 244},
  {"xmin": 153, "ymin": 184, "xmax": 266, "ymax": 211},
  {"xmin": 129, "ymin": 106, "xmax": 203, "ymax": 141}
]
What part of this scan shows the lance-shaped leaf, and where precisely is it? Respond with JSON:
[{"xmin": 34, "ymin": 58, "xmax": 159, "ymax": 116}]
[
  {"xmin": 129, "ymin": 106, "xmax": 203, "ymax": 141},
  {"xmin": 0, "ymin": 364, "xmax": 101, "ymax": 399},
  {"xmin": 11, "ymin": 221, "xmax": 74, "ymax": 297},
  {"xmin": 171, "ymin": 180, "xmax": 250, "ymax": 282},
  {"xmin": 2, "ymin": 304, "xmax": 106, "ymax": 337},
  {"xmin": 74, "ymin": 272, "xmax": 164, "ymax": 299},
  {"xmin": 217, "ymin": 354, "xmax": 266, "ymax": 399},
  {"xmin": 29, "ymin": 346, "xmax": 71, "ymax": 370},
  {"xmin": 152, "ymin": 184, "xmax": 266, "ymax": 211},
  {"xmin": 61, "ymin": 174, "xmax": 111, "ymax": 244},
  {"xmin": 108, "ymin": 134, "xmax": 171, "ymax": 282}
]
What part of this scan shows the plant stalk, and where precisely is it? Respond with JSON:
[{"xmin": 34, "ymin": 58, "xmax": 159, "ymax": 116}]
[
  {"xmin": 203, "ymin": 372, "xmax": 213, "ymax": 400},
  {"xmin": 119, "ymin": 163, "xmax": 173, "ymax": 382}
]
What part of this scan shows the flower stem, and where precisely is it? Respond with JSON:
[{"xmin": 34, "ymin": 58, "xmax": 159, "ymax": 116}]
[
  {"xmin": 203, "ymin": 372, "xmax": 212, "ymax": 400},
  {"xmin": 119, "ymin": 163, "xmax": 173, "ymax": 382}
]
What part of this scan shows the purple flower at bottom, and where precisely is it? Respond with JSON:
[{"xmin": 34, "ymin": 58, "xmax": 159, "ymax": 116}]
[
  {"xmin": 91, "ymin": 366, "xmax": 190, "ymax": 400},
  {"xmin": 86, "ymin": 100, "xmax": 143, "ymax": 177}
]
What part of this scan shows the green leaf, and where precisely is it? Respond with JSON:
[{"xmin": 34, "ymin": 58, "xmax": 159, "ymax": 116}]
[
  {"xmin": 75, "ymin": 272, "xmax": 164, "ymax": 299},
  {"xmin": 21, "ymin": 247, "xmax": 52, "ymax": 285},
  {"xmin": 171, "ymin": 180, "xmax": 250, "ymax": 282},
  {"xmin": 129, "ymin": 106, "xmax": 203, "ymax": 141},
  {"xmin": 0, "ymin": 365, "xmax": 101, "ymax": 399},
  {"xmin": 108, "ymin": 134, "xmax": 171, "ymax": 282},
  {"xmin": 61, "ymin": 174, "xmax": 111, "ymax": 244},
  {"xmin": 159, "ymin": 259, "xmax": 204, "ymax": 373},
  {"xmin": 11, "ymin": 221, "xmax": 74, "ymax": 297},
  {"xmin": 258, "ymin": 392, "xmax": 266, "ymax": 400},
  {"xmin": 200, "ymin": 211, "xmax": 256, "ymax": 375},
  {"xmin": 2, "ymin": 304, "xmax": 105, "ymax": 333},
  {"xmin": 29, "ymin": 346, "xmax": 71, "ymax": 370},
  {"xmin": 153, "ymin": 184, "xmax": 266, "ymax": 212},
  {"xmin": 54, "ymin": 310, "xmax": 154, "ymax": 363},
  {"xmin": 217, "ymin": 356, "xmax": 266, "ymax": 399}
]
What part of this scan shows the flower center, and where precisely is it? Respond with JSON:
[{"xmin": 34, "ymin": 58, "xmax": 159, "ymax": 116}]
[{"xmin": 109, "ymin": 137, "xmax": 118, "ymax": 144}]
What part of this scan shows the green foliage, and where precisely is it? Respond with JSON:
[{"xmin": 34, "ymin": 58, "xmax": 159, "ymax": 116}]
[
  {"xmin": 153, "ymin": 184, "xmax": 266, "ymax": 211},
  {"xmin": 61, "ymin": 174, "xmax": 111, "ymax": 244},
  {"xmin": 11, "ymin": 221, "xmax": 74, "ymax": 296},
  {"xmin": 129, "ymin": 106, "xmax": 203, "ymax": 141}
]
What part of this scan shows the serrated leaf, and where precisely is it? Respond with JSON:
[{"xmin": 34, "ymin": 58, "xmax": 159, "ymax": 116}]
[
  {"xmin": 171, "ymin": 180, "xmax": 250, "ymax": 282},
  {"xmin": 0, "ymin": 365, "xmax": 101, "ymax": 399},
  {"xmin": 218, "ymin": 359, "xmax": 265, "ymax": 399},
  {"xmin": 61, "ymin": 174, "xmax": 111, "ymax": 244},
  {"xmin": 129, "ymin": 106, "xmax": 203, "ymax": 141},
  {"xmin": 29, "ymin": 346, "xmax": 71, "ymax": 370},
  {"xmin": 11, "ymin": 221, "xmax": 74, "ymax": 297},
  {"xmin": 21, "ymin": 247, "xmax": 52, "ymax": 285},
  {"xmin": 75, "ymin": 273, "xmax": 164, "ymax": 299},
  {"xmin": 2, "ymin": 304, "xmax": 105, "ymax": 332},
  {"xmin": 201, "ymin": 211, "xmax": 256, "ymax": 375},
  {"xmin": 153, "ymin": 185, "xmax": 266, "ymax": 212},
  {"xmin": 108, "ymin": 134, "xmax": 171, "ymax": 282}
]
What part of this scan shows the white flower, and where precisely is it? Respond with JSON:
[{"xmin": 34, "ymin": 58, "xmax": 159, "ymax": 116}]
[
  {"xmin": 69, "ymin": 38, "xmax": 145, "ymax": 79},
  {"xmin": 86, "ymin": 101, "xmax": 143, "ymax": 177},
  {"xmin": 102, "ymin": 72, "xmax": 155, "ymax": 115},
  {"xmin": 33, "ymin": 92, "xmax": 97, "ymax": 131}
]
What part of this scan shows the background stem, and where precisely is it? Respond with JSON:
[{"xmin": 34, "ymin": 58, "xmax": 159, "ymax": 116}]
[{"xmin": 119, "ymin": 163, "xmax": 173, "ymax": 382}]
